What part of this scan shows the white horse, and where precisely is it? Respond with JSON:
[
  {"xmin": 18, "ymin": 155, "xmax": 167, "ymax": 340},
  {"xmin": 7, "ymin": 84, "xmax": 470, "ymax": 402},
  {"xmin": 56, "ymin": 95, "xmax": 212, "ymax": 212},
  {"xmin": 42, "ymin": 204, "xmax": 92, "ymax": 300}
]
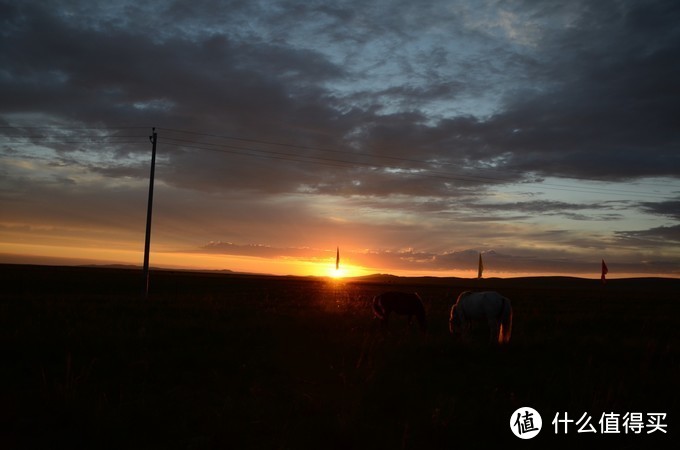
[{"xmin": 449, "ymin": 291, "xmax": 512, "ymax": 344}]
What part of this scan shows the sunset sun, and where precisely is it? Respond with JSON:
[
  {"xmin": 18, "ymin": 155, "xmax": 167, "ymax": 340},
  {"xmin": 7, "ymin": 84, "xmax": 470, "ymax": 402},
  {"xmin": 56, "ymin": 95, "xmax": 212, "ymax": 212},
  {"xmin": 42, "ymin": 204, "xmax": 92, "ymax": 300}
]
[{"xmin": 329, "ymin": 266, "xmax": 346, "ymax": 279}]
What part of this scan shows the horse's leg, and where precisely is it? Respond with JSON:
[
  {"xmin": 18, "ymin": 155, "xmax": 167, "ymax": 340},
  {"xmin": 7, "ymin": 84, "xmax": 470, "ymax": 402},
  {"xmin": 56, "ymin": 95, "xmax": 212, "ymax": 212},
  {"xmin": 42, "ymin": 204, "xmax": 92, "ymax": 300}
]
[
  {"xmin": 488, "ymin": 319, "xmax": 500, "ymax": 344},
  {"xmin": 461, "ymin": 323, "xmax": 471, "ymax": 343},
  {"xmin": 467, "ymin": 323, "xmax": 475, "ymax": 343}
]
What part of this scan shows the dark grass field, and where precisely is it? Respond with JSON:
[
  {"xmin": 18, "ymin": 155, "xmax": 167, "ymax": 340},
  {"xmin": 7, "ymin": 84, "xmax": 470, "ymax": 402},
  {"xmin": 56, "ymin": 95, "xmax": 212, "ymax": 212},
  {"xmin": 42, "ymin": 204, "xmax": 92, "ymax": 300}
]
[{"xmin": 1, "ymin": 264, "xmax": 679, "ymax": 449}]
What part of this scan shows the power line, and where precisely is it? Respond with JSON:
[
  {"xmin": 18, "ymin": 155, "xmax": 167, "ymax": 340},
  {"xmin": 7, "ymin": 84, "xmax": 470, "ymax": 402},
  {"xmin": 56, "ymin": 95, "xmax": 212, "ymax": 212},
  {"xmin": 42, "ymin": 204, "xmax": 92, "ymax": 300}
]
[
  {"xmin": 0, "ymin": 135, "xmax": 146, "ymax": 139},
  {"xmin": 0, "ymin": 126, "xmax": 149, "ymax": 130},
  {"xmin": 2, "ymin": 126, "xmax": 678, "ymax": 199},
  {"xmin": 1, "ymin": 140, "xmax": 143, "ymax": 145},
  {"xmin": 158, "ymin": 137, "xmax": 675, "ymax": 200},
  {"xmin": 158, "ymin": 126, "xmax": 434, "ymax": 167},
  {"xmin": 157, "ymin": 126, "xmax": 679, "ymax": 193},
  {"xmin": 158, "ymin": 138, "xmax": 537, "ymax": 195},
  {"xmin": 160, "ymin": 138, "xmax": 361, "ymax": 170}
]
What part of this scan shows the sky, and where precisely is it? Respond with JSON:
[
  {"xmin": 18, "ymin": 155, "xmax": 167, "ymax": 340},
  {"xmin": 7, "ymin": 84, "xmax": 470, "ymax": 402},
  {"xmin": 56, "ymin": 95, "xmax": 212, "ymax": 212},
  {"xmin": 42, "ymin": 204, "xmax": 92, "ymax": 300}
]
[{"xmin": 1, "ymin": 0, "xmax": 679, "ymax": 278}]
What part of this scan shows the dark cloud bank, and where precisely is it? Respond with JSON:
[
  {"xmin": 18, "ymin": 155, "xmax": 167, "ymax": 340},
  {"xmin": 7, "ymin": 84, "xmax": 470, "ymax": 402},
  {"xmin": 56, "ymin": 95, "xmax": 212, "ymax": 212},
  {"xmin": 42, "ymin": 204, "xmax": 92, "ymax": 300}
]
[{"xmin": 1, "ymin": 0, "xmax": 679, "ymax": 275}]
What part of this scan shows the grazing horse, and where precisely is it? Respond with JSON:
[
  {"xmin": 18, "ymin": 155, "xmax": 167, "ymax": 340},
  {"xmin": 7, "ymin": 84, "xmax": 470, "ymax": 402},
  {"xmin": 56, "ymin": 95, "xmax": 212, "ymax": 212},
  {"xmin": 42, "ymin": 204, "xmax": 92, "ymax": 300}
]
[
  {"xmin": 373, "ymin": 292, "xmax": 426, "ymax": 331},
  {"xmin": 449, "ymin": 291, "xmax": 512, "ymax": 344}
]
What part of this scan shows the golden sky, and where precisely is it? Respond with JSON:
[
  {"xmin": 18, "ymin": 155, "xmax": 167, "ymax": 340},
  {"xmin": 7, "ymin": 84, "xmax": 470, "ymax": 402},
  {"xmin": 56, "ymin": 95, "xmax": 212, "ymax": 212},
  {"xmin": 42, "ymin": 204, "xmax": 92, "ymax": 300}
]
[{"xmin": 1, "ymin": 1, "xmax": 679, "ymax": 278}]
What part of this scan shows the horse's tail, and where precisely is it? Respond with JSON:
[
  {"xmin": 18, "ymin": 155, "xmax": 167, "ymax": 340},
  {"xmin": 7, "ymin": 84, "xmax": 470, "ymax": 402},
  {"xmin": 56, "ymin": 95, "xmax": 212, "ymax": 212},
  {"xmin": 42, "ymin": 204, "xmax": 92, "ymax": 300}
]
[
  {"xmin": 448, "ymin": 305, "xmax": 456, "ymax": 334},
  {"xmin": 372, "ymin": 295, "xmax": 386, "ymax": 320},
  {"xmin": 499, "ymin": 296, "xmax": 513, "ymax": 344}
]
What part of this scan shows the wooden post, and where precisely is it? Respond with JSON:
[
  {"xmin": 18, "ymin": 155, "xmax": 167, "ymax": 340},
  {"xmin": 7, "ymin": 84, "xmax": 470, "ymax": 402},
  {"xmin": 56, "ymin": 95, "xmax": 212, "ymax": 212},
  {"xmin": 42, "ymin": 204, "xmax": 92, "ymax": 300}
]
[{"xmin": 143, "ymin": 127, "xmax": 157, "ymax": 298}]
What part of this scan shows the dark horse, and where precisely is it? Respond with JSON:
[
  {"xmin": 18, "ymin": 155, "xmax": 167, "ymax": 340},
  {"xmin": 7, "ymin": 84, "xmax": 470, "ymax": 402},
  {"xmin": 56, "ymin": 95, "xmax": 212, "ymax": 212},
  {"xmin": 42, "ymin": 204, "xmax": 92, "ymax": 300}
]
[{"xmin": 373, "ymin": 291, "xmax": 426, "ymax": 331}]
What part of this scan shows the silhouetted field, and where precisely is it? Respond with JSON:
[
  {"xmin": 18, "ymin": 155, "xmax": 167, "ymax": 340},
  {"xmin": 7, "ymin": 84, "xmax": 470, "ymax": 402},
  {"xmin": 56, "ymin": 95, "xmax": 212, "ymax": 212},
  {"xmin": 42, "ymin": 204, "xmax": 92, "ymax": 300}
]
[{"xmin": 1, "ymin": 264, "xmax": 678, "ymax": 449}]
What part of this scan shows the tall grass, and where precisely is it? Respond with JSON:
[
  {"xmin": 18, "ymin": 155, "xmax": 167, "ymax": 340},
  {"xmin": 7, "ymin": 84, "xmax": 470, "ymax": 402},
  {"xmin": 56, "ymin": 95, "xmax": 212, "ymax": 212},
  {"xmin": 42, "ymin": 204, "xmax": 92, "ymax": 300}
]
[{"xmin": 1, "ymin": 265, "xmax": 678, "ymax": 448}]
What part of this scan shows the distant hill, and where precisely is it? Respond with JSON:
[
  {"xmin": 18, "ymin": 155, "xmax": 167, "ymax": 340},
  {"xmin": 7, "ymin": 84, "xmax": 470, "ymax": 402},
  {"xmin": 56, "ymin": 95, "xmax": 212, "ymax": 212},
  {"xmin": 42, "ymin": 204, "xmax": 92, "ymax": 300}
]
[
  {"xmin": 80, "ymin": 264, "xmax": 239, "ymax": 275},
  {"xmin": 2, "ymin": 262, "xmax": 678, "ymax": 291}
]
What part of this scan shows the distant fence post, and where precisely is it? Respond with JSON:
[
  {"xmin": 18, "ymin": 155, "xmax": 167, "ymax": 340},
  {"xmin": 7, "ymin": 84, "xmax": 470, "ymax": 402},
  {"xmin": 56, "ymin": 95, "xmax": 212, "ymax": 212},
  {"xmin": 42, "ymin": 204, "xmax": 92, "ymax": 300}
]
[{"xmin": 142, "ymin": 127, "xmax": 157, "ymax": 299}]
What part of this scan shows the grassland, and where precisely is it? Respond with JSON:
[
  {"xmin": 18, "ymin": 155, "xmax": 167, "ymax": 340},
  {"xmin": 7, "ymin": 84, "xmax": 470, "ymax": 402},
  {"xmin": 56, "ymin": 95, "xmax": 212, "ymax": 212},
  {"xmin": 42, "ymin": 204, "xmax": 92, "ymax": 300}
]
[{"xmin": 1, "ymin": 264, "xmax": 678, "ymax": 449}]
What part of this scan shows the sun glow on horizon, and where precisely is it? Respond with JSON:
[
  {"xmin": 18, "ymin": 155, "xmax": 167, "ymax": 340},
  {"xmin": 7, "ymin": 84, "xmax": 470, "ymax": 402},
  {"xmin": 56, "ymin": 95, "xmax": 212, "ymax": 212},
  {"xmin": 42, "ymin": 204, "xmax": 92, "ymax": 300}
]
[
  {"xmin": 328, "ymin": 266, "xmax": 346, "ymax": 278},
  {"xmin": 1, "ymin": 243, "xmax": 678, "ymax": 279},
  {"xmin": 322, "ymin": 259, "xmax": 371, "ymax": 279}
]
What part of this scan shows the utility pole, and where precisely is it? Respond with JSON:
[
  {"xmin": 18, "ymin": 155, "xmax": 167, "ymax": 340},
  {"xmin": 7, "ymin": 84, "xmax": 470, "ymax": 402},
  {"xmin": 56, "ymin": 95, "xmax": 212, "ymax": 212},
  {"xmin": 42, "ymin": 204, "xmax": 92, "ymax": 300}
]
[{"xmin": 143, "ymin": 127, "xmax": 157, "ymax": 298}]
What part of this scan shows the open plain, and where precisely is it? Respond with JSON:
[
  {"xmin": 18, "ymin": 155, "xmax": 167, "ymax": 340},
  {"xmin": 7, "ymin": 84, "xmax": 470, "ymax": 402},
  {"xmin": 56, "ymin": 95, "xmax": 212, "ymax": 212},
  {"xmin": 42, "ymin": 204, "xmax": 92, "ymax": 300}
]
[{"xmin": 1, "ymin": 264, "xmax": 678, "ymax": 448}]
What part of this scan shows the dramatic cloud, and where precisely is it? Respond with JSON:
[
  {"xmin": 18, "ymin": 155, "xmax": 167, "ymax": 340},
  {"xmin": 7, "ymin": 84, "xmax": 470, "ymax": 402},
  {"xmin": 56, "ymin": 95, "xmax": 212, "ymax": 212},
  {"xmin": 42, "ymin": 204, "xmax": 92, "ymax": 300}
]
[
  {"xmin": 1, "ymin": 0, "xmax": 679, "ymax": 276},
  {"xmin": 616, "ymin": 225, "xmax": 680, "ymax": 246},
  {"xmin": 637, "ymin": 200, "xmax": 680, "ymax": 221}
]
